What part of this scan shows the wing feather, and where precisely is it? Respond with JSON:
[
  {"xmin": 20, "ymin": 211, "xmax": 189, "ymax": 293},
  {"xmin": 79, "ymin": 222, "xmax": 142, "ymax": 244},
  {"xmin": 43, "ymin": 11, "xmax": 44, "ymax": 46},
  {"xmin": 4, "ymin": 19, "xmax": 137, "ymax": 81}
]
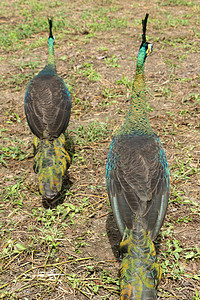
[
  {"xmin": 106, "ymin": 134, "xmax": 169, "ymax": 240},
  {"xmin": 24, "ymin": 75, "xmax": 71, "ymax": 139}
]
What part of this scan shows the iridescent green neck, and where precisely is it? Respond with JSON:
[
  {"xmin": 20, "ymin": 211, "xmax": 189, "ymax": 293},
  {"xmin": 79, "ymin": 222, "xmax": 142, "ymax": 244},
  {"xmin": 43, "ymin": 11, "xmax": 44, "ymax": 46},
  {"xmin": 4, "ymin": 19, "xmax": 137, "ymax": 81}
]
[
  {"xmin": 119, "ymin": 46, "xmax": 153, "ymax": 136},
  {"xmin": 42, "ymin": 37, "xmax": 56, "ymax": 74}
]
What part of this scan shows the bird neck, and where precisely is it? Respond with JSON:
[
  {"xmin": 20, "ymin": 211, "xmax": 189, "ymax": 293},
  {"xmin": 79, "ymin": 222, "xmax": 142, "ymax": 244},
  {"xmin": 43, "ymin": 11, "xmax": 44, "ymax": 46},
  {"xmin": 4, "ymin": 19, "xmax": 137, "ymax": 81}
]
[
  {"xmin": 42, "ymin": 37, "xmax": 56, "ymax": 74},
  {"xmin": 119, "ymin": 46, "xmax": 153, "ymax": 136}
]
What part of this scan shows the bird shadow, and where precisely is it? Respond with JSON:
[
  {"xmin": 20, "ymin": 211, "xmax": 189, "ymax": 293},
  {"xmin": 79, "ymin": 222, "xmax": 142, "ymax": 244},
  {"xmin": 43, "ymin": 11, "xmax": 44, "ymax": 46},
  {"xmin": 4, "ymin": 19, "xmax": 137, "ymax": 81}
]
[
  {"xmin": 154, "ymin": 234, "xmax": 165, "ymax": 256},
  {"xmin": 42, "ymin": 132, "xmax": 75, "ymax": 209},
  {"xmin": 106, "ymin": 213, "xmax": 122, "ymax": 260}
]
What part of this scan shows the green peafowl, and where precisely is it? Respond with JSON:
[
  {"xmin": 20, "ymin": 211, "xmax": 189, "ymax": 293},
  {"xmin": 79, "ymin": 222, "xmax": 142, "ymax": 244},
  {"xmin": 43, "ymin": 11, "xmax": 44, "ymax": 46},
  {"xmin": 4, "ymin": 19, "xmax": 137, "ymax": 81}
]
[
  {"xmin": 106, "ymin": 14, "xmax": 169, "ymax": 299},
  {"xmin": 24, "ymin": 19, "xmax": 71, "ymax": 201}
]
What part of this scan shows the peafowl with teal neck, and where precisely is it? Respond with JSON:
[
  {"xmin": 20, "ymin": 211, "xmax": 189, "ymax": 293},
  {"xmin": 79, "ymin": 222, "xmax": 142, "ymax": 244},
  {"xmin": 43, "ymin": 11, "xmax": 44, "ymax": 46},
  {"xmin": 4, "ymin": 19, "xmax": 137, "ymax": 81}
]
[
  {"xmin": 106, "ymin": 14, "xmax": 169, "ymax": 299},
  {"xmin": 24, "ymin": 19, "xmax": 71, "ymax": 201}
]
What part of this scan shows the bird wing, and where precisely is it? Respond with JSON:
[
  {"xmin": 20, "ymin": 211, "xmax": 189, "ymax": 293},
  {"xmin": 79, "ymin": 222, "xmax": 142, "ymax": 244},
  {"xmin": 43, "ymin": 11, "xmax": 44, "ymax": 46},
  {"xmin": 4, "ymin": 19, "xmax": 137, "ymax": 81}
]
[
  {"xmin": 107, "ymin": 134, "xmax": 169, "ymax": 240},
  {"xmin": 24, "ymin": 75, "xmax": 71, "ymax": 139}
]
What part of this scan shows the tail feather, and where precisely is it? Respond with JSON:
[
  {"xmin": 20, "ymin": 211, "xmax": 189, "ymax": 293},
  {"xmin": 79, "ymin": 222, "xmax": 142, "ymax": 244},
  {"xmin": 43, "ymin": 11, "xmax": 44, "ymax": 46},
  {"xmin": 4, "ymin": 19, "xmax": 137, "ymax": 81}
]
[
  {"xmin": 119, "ymin": 222, "xmax": 161, "ymax": 299},
  {"xmin": 33, "ymin": 134, "xmax": 70, "ymax": 200}
]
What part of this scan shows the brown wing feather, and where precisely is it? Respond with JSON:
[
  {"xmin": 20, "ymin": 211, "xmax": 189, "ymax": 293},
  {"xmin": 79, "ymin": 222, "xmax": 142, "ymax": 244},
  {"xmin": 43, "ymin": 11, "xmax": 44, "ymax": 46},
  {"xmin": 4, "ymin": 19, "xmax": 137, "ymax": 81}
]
[
  {"xmin": 107, "ymin": 135, "xmax": 169, "ymax": 240},
  {"xmin": 25, "ymin": 75, "xmax": 71, "ymax": 139}
]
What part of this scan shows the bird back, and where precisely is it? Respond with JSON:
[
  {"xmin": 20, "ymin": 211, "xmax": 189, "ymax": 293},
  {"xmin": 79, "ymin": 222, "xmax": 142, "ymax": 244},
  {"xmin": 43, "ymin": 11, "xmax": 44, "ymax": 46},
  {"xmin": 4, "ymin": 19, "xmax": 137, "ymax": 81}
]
[
  {"xmin": 106, "ymin": 134, "xmax": 169, "ymax": 240},
  {"xmin": 25, "ymin": 74, "xmax": 71, "ymax": 139}
]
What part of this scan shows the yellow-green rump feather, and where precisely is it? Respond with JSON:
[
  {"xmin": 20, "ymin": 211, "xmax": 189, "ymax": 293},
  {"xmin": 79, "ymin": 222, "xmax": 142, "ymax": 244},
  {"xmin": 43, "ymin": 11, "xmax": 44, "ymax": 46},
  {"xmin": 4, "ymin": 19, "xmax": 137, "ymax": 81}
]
[
  {"xmin": 33, "ymin": 134, "xmax": 70, "ymax": 198},
  {"xmin": 120, "ymin": 225, "xmax": 161, "ymax": 300}
]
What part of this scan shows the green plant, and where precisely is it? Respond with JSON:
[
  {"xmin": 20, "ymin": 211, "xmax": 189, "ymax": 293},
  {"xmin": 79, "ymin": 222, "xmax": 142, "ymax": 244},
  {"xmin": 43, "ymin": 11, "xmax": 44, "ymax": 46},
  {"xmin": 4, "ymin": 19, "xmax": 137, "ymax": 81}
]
[
  {"xmin": 2, "ymin": 179, "xmax": 25, "ymax": 203},
  {"xmin": 184, "ymin": 246, "xmax": 200, "ymax": 260},
  {"xmin": 0, "ymin": 137, "xmax": 28, "ymax": 166},
  {"xmin": 116, "ymin": 75, "xmax": 132, "ymax": 88},
  {"xmin": 77, "ymin": 62, "xmax": 102, "ymax": 82},
  {"xmin": 157, "ymin": 0, "xmax": 196, "ymax": 7},
  {"xmin": 193, "ymin": 290, "xmax": 200, "ymax": 300},
  {"xmin": 105, "ymin": 55, "xmax": 120, "ymax": 68},
  {"xmin": 73, "ymin": 120, "xmax": 110, "ymax": 146}
]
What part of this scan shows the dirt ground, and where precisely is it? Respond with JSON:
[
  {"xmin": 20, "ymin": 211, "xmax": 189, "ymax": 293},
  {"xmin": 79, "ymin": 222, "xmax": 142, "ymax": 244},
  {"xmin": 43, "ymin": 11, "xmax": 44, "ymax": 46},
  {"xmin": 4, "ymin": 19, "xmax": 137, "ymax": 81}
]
[{"xmin": 0, "ymin": 0, "xmax": 199, "ymax": 299}]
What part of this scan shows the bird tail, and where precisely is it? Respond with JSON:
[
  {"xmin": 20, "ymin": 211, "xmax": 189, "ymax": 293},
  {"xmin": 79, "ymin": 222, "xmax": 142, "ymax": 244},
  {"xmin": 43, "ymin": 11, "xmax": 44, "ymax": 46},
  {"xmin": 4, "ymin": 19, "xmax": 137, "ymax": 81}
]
[
  {"xmin": 33, "ymin": 134, "xmax": 71, "ymax": 200},
  {"xmin": 119, "ymin": 222, "xmax": 161, "ymax": 300}
]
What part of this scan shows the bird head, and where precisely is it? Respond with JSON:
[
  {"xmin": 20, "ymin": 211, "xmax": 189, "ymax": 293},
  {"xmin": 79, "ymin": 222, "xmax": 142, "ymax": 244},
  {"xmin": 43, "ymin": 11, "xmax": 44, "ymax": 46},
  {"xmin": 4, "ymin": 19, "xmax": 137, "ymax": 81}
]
[
  {"xmin": 48, "ymin": 18, "xmax": 55, "ymax": 41},
  {"xmin": 142, "ymin": 42, "xmax": 153, "ymax": 58},
  {"xmin": 139, "ymin": 14, "xmax": 153, "ymax": 60}
]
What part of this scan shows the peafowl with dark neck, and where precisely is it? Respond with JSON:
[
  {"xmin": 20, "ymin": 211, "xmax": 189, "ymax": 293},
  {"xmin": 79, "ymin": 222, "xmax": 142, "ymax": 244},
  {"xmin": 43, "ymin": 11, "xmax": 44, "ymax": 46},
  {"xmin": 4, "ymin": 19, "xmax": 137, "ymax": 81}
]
[
  {"xmin": 106, "ymin": 14, "xmax": 169, "ymax": 299},
  {"xmin": 24, "ymin": 19, "xmax": 71, "ymax": 201}
]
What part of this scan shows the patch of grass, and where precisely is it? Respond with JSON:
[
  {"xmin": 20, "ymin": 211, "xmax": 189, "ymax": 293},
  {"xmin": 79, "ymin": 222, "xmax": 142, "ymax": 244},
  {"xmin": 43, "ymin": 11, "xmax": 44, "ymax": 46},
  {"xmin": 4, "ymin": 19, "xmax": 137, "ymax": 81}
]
[
  {"xmin": 166, "ymin": 15, "xmax": 190, "ymax": 27},
  {"xmin": 161, "ymin": 37, "xmax": 198, "ymax": 52},
  {"xmin": 177, "ymin": 53, "xmax": 187, "ymax": 62},
  {"xmin": 27, "ymin": 37, "xmax": 47, "ymax": 50},
  {"xmin": 0, "ymin": 239, "xmax": 27, "ymax": 261},
  {"xmin": 159, "ymin": 226, "xmax": 185, "ymax": 280},
  {"xmin": 6, "ymin": 112, "xmax": 21, "ymax": 124},
  {"xmin": 157, "ymin": 0, "xmax": 196, "ymax": 7},
  {"xmin": 16, "ymin": 60, "xmax": 41, "ymax": 70},
  {"xmin": 0, "ymin": 137, "xmax": 29, "ymax": 166},
  {"xmin": 104, "ymin": 55, "xmax": 121, "ymax": 68},
  {"xmin": 0, "ymin": 128, "xmax": 8, "ymax": 138},
  {"xmin": 116, "ymin": 75, "xmax": 133, "ymax": 88},
  {"xmin": 5, "ymin": 73, "xmax": 34, "ymax": 90},
  {"xmin": 176, "ymin": 215, "xmax": 192, "ymax": 223},
  {"xmin": 0, "ymin": 18, "xmax": 47, "ymax": 51},
  {"xmin": 87, "ymin": 15, "xmax": 128, "ymax": 33},
  {"xmin": 74, "ymin": 237, "xmax": 89, "ymax": 254},
  {"xmin": 184, "ymin": 246, "xmax": 200, "ymax": 260},
  {"xmin": 73, "ymin": 95, "xmax": 92, "ymax": 113},
  {"xmin": 101, "ymin": 87, "xmax": 118, "ymax": 103},
  {"xmin": 170, "ymin": 157, "xmax": 198, "ymax": 183},
  {"xmin": 0, "ymin": 4, "xmax": 76, "ymax": 51},
  {"xmin": 170, "ymin": 187, "xmax": 184, "ymax": 204},
  {"xmin": 73, "ymin": 120, "xmax": 110, "ymax": 146},
  {"xmin": 182, "ymin": 93, "xmax": 200, "ymax": 106},
  {"xmin": 60, "ymin": 268, "xmax": 119, "ymax": 298},
  {"xmin": 2, "ymin": 179, "xmax": 25, "ymax": 205},
  {"xmin": 98, "ymin": 46, "xmax": 109, "ymax": 52},
  {"xmin": 31, "ymin": 201, "xmax": 85, "ymax": 228},
  {"xmin": 193, "ymin": 290, "xmax": 200, "ymax": 300},
  {"xmin": 76, "ymin": 62, "xmax": 102, "ymax": 82}
]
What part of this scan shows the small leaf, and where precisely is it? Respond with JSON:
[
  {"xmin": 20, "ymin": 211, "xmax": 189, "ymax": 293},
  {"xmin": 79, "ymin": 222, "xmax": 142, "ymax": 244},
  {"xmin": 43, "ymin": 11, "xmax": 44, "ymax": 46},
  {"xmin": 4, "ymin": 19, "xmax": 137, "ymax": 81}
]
[
  {"xmin": 15, "ymin": 243, "xmax": 26, "ymax": 251},
  {"xmin": 185, "ymin": 251, "xmax": 195, "ymax": 259}
]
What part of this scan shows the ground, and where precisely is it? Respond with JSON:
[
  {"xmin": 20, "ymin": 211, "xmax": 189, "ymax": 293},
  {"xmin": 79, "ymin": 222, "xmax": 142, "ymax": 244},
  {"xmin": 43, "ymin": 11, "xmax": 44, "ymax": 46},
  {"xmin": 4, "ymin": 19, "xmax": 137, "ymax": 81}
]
[{"xmin": 0, "ymin": 0, "xmax": 200, "ymax": 299}]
